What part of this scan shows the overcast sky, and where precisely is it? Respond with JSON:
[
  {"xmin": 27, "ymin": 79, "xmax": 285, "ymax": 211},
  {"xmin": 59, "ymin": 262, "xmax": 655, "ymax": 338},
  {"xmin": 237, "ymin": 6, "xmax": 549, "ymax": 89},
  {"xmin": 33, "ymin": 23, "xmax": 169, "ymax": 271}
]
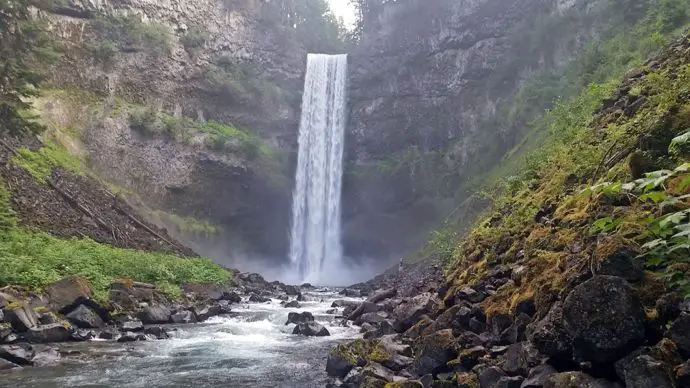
[{"xmin": 327, "ymin": 0, "xmax": 356, "ymax": 29}]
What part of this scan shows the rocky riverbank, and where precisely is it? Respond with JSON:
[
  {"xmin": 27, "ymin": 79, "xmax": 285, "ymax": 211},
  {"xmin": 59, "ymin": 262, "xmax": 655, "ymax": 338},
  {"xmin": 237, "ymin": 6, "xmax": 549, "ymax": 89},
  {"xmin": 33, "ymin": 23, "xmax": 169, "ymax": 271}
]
[{"xmin": 0, "ymin": 271, "xmax": 351, "ymax": 372}]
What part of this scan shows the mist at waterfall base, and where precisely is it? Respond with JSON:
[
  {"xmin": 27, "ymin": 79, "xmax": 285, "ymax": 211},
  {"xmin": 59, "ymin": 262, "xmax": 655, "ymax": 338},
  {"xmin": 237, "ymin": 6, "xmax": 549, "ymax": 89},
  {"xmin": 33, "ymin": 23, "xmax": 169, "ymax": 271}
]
[{"xmin": 191, "ymin": 54, "xmax": 394, "ymax": 287}]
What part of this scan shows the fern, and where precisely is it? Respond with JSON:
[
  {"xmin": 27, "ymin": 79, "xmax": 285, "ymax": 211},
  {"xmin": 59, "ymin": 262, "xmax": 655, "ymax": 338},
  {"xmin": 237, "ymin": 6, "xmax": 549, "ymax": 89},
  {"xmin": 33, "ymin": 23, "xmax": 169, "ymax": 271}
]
[{"xmin": 0, "ymin": 179, "xmax": 17, "ymax": 231}]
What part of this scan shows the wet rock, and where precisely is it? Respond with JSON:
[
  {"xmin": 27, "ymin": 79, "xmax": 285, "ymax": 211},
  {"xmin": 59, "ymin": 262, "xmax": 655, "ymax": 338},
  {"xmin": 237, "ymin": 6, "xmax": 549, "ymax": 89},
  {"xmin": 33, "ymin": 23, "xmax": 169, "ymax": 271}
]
[
  {"xmin": 514, "ymin": 299, "xmax": 536, "ymax": 317},
  {"xmin": 327, "ymin": 308, "xmax": 338, "ymax": 314},
  {"xmin": 284, "ymin": 285, "xmax": 301, "ymax": 296},
  {"xmin": 655, "ymin": 293, "xmax": 684, "ymax": 322},
  {"xmin": 457, "ymin": 372, "xmax": 480, "ymax": 388},
  {"xmin": 562, "ymin": 276, "xmax": 645, "ymax": 362},
  {"xmin": 403, "ymin": 316, "xmax": 434, "ymax": 340},
  {"xmin": 348, "ymin": 301, "xmax": 382, "ymax": 321},
  {"xmin": 70, "ymin": 329, "xmax": 96, "ymax": 342},
  {"xmin": 614, "ymin": 338, "xmax": 681, "ymax": 381},
  {"xmin": 597, "ymin": 247, "xmax": 644, "ymax": 281},
  {"xmin": 544, "ymin": 372, "xmax": 615, "ymax": 388},
  {"xmin": 392, "ymin": 293, "xmax": 439, "ymax": 332},
  {"xmin": 381, "ymin": 353, "xmax": 414, "ymax": 372},
  {"xmin": 332, "ymin": 300, "xmax": 360, "ymax": 308},
  {"xmin": 137, "ymin": 305, "xmax": 172, "ymax": 324},
  {"xmin": 117, "ymin": 331, "xmax": 147, "ymax": 342},
  {"xmin": 522, "ymin": 364, "xmax": 558, "ymax": 388},
  {"xmin": 666, "ymin": 312, "xmax": 690, "ymax": 356},
  {"xmin": 619, "ymin": 355, "xmax": 674, "ymax": 388},
  {"xmin": 2, "ymin": 334, "xmax": 18, "ymax": 344},
  {"xmin": 496, "ymin": 376, "xmax": 524, "ymax": 388},
  {"xmin": 170, "ymin": 310, "xmax": 197, "ymax": 324},
  {"xmin": 527, "ymin": 302, "xmax": 571, "ymax": 358},
  {"xmin": 491, "ymin": 314, "xmax": 513, "ymax": 337},
  {"xmin": 0, "ymin": 323, "xmax": 13, "ymax": 340},
  {"xmin": 340, "ymin": 288, "xmax": 361, "ymax": 298},
  {"xmin": 144, "ymin": 326, "xmax": 169, "ymax": 340},
  {"xmin": 367, "ymin": 288, "xmax": 397, "ymax": 304},
  {"xmin": 66, "ymin": 304, "xmax": 104, "ymax": 329},
  {"xmin": 0, "ymin": 358, "xmax": 21, "ymax": 371},
  {"xmin": 120, "ymin": 320, "xmax": 144, "ymax": 332},
  {"xmin": 675, "ymin": 360, "xmax": 690, "ymax": 388},
  {"xmin": 293, "ymin": 322, "xmax": 330, "ymax": 337},
  {"xmin": 356, "ymin": 312, "xmax": 387, "ymax": 326},
  {"xmin": 98, "ymin": 329, "xmax": 119, "ymax": 340},
  {"xmin": 301, "ymin": 283, "xmax": 313, "ymax": 289},
  {"xmin": 283, "ymin": 300, "xmax": 301, "ymax": 308},
  {"xmin": 468, "ymin": 317, "xmax": 486, "ymax": 334},
  {"xmin": 457, "ymin": 346, "xmax": 486, "ymax": 369},
  {"xmin": 414, "ymin": 329, "xmax": 458, "ymax": 375},
  {"xmin": 0, "ymin": 344, "xmax": 34, "ymax": 365},
  {"xmin": 362, "ymin": 362, "xmax": 395, "ymax": 384},
  {"xmin": 326, "ymin": 339, "xmax": 392, "ymax": 378},
  {"xmin": 38, "ymin": 312, "xmax": 58, "ymax": 325},
  {"xmin": 501, "ymin": 313, "xmax": 531, "ymax": 344},
  {"xmin": 31, "ymin": 347, "xmax": 61, "ymax": 367},
  {"xmin": 4, "ymin": 305, "xmax": 38, "ymax": 332},
  {"xmin": 502, "ymin": 342, "xmax": 542, "ymax": 376},
  {"xmin": 364, "ymin": 320, "xmax": 396, "ymax": 339},
  {"xmin": 479, "ymin": 366, "xmax": 507, "ymax": 388},
  {"xmin": 45, "ymin": 276, "xmax": 93, "ymax": 312},
  {"xmin": 24, "ymin": 323, "xmax": 71, "ymax": 343},
  {"xmin": 193, "ymin": 304, "xmax": 222, "ymax": 322},
  {"xmin": 248, "ymin": 294, "xmax": 270, "ymax": 303},
  {"xmin": 285, "ymin": 312, "xmax": 314, "ymax": 325}
]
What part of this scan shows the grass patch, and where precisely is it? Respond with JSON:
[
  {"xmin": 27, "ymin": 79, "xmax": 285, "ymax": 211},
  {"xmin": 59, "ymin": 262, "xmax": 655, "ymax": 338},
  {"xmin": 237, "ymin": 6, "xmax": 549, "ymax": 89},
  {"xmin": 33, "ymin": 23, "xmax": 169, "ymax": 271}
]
[
  {"xmin": 0, "ymin": 229, "xmax": 232, "ymax": 301},
  {"xmin": 0, "ymin": 179, "xmax": 17, "ymax": 231},
  {"xmin": 12, "ymin": 141, "xmax": 85, "ymax": 183}
]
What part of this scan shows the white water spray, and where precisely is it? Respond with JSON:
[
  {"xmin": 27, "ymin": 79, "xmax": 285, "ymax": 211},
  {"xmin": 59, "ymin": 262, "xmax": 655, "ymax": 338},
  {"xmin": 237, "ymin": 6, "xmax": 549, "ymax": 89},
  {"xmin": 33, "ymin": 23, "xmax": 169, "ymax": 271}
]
[{"xmin": 289, "ymin": 54, "xmax": 348, "ymax": 284}]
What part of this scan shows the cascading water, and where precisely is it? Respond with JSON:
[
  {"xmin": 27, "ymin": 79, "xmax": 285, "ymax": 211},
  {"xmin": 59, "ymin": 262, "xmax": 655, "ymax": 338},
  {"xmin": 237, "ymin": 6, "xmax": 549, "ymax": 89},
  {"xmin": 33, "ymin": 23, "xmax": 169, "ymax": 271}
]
[{"xmin": 289, "ymin": 54, "xmax": 348, "ymax": 284}]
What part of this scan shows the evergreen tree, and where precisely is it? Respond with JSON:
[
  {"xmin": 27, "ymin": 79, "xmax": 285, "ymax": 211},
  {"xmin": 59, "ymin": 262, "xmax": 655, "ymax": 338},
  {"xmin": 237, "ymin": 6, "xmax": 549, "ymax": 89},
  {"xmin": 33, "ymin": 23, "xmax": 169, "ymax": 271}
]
[{"xmin": 0, "ymin": 0, "xmax": 55, "ymax": 135}]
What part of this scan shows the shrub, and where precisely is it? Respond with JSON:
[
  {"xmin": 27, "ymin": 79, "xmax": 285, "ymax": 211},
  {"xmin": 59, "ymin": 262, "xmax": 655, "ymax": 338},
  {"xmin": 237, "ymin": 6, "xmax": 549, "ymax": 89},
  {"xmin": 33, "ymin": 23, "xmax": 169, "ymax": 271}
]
[
  {"xmin": 88, "ymin": 39, "xmax": 119, "ymax": 64},
  {"xmin": 0, "ymin": 179, "xmax": 17, "ymax": 231},
  {"xmin": 96, "ymin": 14, "xmax": 172, "ymax": 55},
  {"xmin": 129, "ymin": 106, "xmax": 161, "ymax": 135}
]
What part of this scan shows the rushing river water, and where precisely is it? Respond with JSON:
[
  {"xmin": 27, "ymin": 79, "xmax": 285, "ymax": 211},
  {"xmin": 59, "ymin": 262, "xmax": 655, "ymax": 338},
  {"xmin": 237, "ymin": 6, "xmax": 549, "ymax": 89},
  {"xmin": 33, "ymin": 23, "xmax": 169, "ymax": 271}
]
[{"xmin": 4, "ymin": 289, "xmax": 361, "ymax": 388}]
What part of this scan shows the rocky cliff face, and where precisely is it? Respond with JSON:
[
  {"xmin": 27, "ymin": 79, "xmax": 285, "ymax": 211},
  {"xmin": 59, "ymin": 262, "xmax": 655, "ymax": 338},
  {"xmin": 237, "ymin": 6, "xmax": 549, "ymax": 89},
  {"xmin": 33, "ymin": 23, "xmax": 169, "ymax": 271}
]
[
  {"xmin": 34, "ymin": 0, "xmax": 307, "ymax": 260},
  {"xmin": 343, "ymin": 0, "xmax": 598, "ymax": 260}
]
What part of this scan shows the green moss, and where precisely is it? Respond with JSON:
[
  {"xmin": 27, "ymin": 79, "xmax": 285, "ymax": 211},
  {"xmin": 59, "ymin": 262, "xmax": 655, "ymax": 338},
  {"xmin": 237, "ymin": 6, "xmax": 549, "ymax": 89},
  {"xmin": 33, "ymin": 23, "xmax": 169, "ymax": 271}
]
[
  {"xmin": 329, "ymin": 339, "xmax": 392, "ymax": 366},
  {"xmin": 0, "ymin": 229, "xmax": 232, "ymax": 302},
  {"xmin": 12, "ymin": 142, "xmax": 85, "ymax": 183}
]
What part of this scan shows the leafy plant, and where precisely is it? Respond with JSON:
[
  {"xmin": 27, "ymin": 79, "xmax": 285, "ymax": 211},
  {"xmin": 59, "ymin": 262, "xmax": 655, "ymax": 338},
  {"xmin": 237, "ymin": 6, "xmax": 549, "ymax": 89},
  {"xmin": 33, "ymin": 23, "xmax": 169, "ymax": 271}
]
[
  {"xmin": 180, "ymin": 27, "xmax": 208, "ymax": 52},
  {"xmin": 0, "ymin": 179, "xmax": 17, "ymax": 231},
  {"xmin": 589, "ymin": 216, "xmax": 621, "ymax": 234}
]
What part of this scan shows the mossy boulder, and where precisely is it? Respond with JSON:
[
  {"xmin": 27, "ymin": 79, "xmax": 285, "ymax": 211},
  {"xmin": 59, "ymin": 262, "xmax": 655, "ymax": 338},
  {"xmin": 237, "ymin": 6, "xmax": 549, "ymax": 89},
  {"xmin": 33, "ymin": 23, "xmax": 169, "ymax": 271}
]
[
  {"xmin": 384, "ymin": 381, "xmax": 424, "ymax": 388},
  {"xmin": 326, "ymin": 339, "xmax": 392, "ymax": 378},
  {"xmin": 414, "ymin": 329, "xmax": 458, "ymax": 375},
  {"xmin": 45, "ymin": 276, "xmax": 93, "ymax": 312},
  {"xmin": 456, "ymin": 372, "xmax": 480, "ymax": 388}
]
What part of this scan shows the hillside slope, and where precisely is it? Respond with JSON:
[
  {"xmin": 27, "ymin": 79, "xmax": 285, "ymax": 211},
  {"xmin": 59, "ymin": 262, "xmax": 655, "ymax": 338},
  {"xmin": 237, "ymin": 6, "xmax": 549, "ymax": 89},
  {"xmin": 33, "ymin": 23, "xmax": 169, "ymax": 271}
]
[{"xmin": 325, "ymin": 31, "xmax": 690, "ymax": 388}]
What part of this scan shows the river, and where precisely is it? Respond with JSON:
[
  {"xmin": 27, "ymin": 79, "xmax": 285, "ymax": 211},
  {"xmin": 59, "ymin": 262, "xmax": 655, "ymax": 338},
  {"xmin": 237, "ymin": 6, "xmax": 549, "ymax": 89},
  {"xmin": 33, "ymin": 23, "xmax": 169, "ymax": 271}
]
[{"xmin": 3, "ymin": 289, "xmax": 360, "ymax": 388}]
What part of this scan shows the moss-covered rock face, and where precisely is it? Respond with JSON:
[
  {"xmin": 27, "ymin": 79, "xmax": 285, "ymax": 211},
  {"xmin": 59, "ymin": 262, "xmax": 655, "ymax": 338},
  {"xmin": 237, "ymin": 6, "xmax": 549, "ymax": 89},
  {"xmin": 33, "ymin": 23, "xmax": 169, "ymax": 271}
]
[
  {"xmin": 384, "ymin": 381, "xmax": 424, "ymax": 388},
  {"xmin": 326, "ymin": 339, "xmax": 392, "ymax": 379},
  {"xmin": 414, "ymin": 329, "xmax": 458, "ymax": 376}
]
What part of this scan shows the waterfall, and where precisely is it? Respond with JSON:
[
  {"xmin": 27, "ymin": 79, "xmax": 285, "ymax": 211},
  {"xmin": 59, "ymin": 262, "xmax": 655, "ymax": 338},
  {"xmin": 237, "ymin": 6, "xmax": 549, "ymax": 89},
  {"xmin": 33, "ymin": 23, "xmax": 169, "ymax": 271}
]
[{"xmin": 289, "ymin": 54, "xmax": 348, "ymax": 283}]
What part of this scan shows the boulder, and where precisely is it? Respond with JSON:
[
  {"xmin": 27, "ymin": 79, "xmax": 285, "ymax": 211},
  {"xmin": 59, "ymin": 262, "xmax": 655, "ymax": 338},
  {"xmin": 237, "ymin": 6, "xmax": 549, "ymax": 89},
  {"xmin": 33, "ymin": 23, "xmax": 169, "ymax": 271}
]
[
  {"xmin": 65, "ymin": 304, "xmax": 104, "ymax": 329},
  {"xmin": 502, "ymin": 342, "xmax": 542, "ymax": 376},
  {"xmin": 614, "ymin": 338, "xmax": 682, "ymax": 381},
  {"xmin": 45, "ymin": 276, "xmax": 93, "ymax": 312},
  {"xmin": 144, "ymin": 326, "xmax": 169, "ymax": 340},
  {"xmin": 332, "ymin": 300, "xmax": 360, "ymax": 308},
  {"xmin": 71, "ymin": 329, "xmax": 96, "ymax": 342},
  {"xmin": 0, "ymin": 323, "xmax": 12, "ymax": 340},
  {"xmin": 457, "ymin": 372, "xmax": 480, "ymax": 388},
  {"xmin": 562, "ymin": 276, "xmax": 645, "ymax": 362},
  {"xmin": 597, "ymin": 247, "xmax": 644, "ymax": 281},
  {"xmin": 3, "ymin": 305, "xmax": 38, "ymax": 332},
  {"xmin": 37, "ymin": 312, "xmax": 58, "ymax": 325},
  {"xmin": 392, "ymin": 293, "xmax": 439, "ymax": 332},
  {"xmin": 117, "ymin": 331, "xmax": 147, "ymax": 342},
  {"xmin": 362, "ymin": 362, "xmax": 395, "ymax": 384},
  {"xmin": 414, "ymin": 329, "xmax": 458, "ymax": 375},
  {"xmin": 283, "ymin": 300, "xmax": 301, "ymax": 308},
  {"xmin": 0, "ymin": 358, "xmax": 21, "ymax": 371},
  {"xmin": 491, "ymin": 313, "xmax": 513, "ymax": 337},
  {"xmin": 348, "ymin": 301, "xmax": 382, "ymax": 321},
  {"xmin": 0, "ymin": 344, "xmax": 34, "ymax": 365},
  {"xmin": 355, "ymin": 312, "xmax": 387, "ymax": 326},
  {"xmin": 455, "ymin": 287, "xmax": 486, "ymax": 304},
  {"xmin": 478, "ymin": 366, "xmax": 507, "ymax": 388},
  {"xmin": 619, "ymin": 355, "xmax": 674, "ymax": 388},
  {"xmin": 31, "ymin": 347, "xmax": 61, "ymax": 367},
  {"xmin": 248, "ymin": 295, "xmax": 270, "ymax": 303},
  {"xmin": 544, "ymin": 372, "xmax": 616, "ymax": 388},
  {"xmin": 326, "ymin": 339, "xmax": 392, "ymax": 378},
  {"xmin": 326, "ymin": 308, "xmax": 338, "ymax": 314},
  {"xmin": 120, "ymin": 320, "xmax": 144, "ymax": 332},
  {"xmin": 527, "ymin": 302, "xmax": 571, "ymax": 358},
  {"xmin": 367, "ymin": 288, "xmax": 397, "ymax": 304},
  {"xmin": 170, "ymin": 310, "xmax": 197, "ymax": 324},
  {"xmin": 98, "ymin": 329, "xmax": 119, "ymax": 340},
  {"xmin": 340, "ymin": 288, "xmax": 361, "ymax": 297},
  {"xmin": 284, "ymin": 285, "xmax": 301, "ymax": 296},
  {"xmin": 285, "ymin": 312, "xmax": 314, "ymax": 325},
  {"xmin": 457, "ymin": 345, "xmax": 487, "ymax": 369},
  {"xmin": 193, "ymin": 304, "xmax": 222, "ymax": 322},
  {"xmin": 292, "ymin": 322, "xmax": 330, "ymax": 337},
  {"xmin": 24, "ymin": 323, "xmax": 71, "ymax": 343},
  {"xmin": 666, "ymin": 312, "xmax": 690, "ymax": 356},
  {"xmin": 137, "ymin": 305, "xmax": 172, "ymax": 324},
  {"xmin": 364, "ymin": 320, "xmax": 396, "ymax": 340},
  {"xmin": 380, "ymin": 353, "xmax": 414, "ymax": 372},
  {"xmin": 496, "ymin": 376, "xmax": 524, "ymax": 388},
  {"xmin": 501, "ymin": 313, "xmax": 531, "ymax": 344},
  {"xmin": 522, "ymin": 364, "xmax": 558, "ymax": 388}
]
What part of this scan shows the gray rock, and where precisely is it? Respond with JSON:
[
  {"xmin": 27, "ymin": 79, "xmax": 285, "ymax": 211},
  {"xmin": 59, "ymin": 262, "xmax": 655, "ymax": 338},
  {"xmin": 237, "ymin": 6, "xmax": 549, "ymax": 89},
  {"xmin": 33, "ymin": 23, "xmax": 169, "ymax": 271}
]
[
  {"xmin": 98, "ymin": 329, "xmax": 119, "ymax": 340},
  {"xmin": 367, "ymin": 288, "xmax": 397, "ymax": 304},
  {"xmin": 527, "ymin": 302, "xmax": 571, "ymax": 358},
  {"xmin": 144, "ymin": 326, "xmax": 169, "ymax": 340},
  {"xmin": 0, "ymin": 323, "xmax": 12, "ymax": 340},
  {"xmin": 414, "ymin": 329, "xmax": 457, "ymax": 375},
  {"xmin": 44, "ymin": 276, "xmax": 93, "ymax": 312},
  {"xmin": 117, "ymin": 331, "xmax": 147, "ymax": 342},
  {"xmin": 283, "ymin": 300, "xmax": 300, "ymax": 308},
  {"xmin": 248, "ymin": 294, "xmax": 270, "ymax": 303},
  {"xmin": 666, "ymin": 312, "xmax": 690, "ymax": 356},
  {"xmin": 544, "ymin": 372, "xmax": 615, "ymax": 388},
  {"xmin": 363, "ymin": 320, "xmax": 396, "ymax": 339},
  {"xmin": 24, "ymin": 324, "xmax": 72, "ymax": 343},
  {"xmin": 522, "ymin": 364, "xmax": 558, "ymax": 387},
  {"xmin": 120, "ymin": 320, "xmax": 144, "ymax": 332},
  {"xmin": 284, "ymin": 285, "xmax": 301, "ymax": 296},
  {"xmin": 620, "ymin": 355, "xmax": 674, "ymax": 388},
  {"xmin": 348, "ymin": 301, "xmax": 382, "ymax": 321},
  {"xmin": 66, "ymin": 304, "xmax": 104, "ymax": 329},
  {"xmin": 380, "ymin": 353, "xmax": 414, "ymax": 372},
  {"xmin": 292, "ymin": 322, "xmax": 330, "ymax": 336},
  {"xmin": 392, "ymin": 293, "xmax": 438, "ymax": 332},
  {"xmin": 355, "ymin": 312, "xmax": 387, "ymax": 326},
  {"xmin": 170, "ymin": 310, "xmax": 197, "ymax": 324},
  {"xmin": 362, "ymin": 362, "xmax": 395, "ymax": 384},
  {"xmin": 137, "ymin": 305, "xmax": 172, "ymax": 324},
  {"xmin": 597, "ymin": 247, "xmax": 644, "ymax": 281},
  {"xmin": 285, "ymin": 312, "xmax": 314, "ymax": 325},
  {"xmin": 497, "ymin": 376, "xmax": 525, "ymax": 388},
  {"xmin": 331, "ymin": 300, "xmax": 360, "ymax": 308},
  {"xmin": 479, "ymin": 366, "xmax": 508, "ymax": 388},
  {"xmin": 193, "ymin": 304, "xmax": 222, "ymax": 322},
  {"xmin": 37, "ymin": 312, "xmax": 58, "ymax": 325},
  {"xmin": 71, "ymin": 329, "xmax": 96, "ymax": 342},
  {"xmin": 456, "ymin": 287, "xmax": 486, "ymax": 304},
  {"xmin": 31, "ymin": 347, "xmax": 61, "ymax": 367},
  {"xmin": 0, "ymin": 344, "xmax": 34, "ymax": 365},
  {"xmin": 3, "ymin": 306, "xmax": 38, "ymax": 332},
  {"xmin": 0, "ymin": 358, "xmax": 21, "ymax": 371},
  {"xmin": 562, "ymin": 276, "xmax": 645, "ymax": 362}
]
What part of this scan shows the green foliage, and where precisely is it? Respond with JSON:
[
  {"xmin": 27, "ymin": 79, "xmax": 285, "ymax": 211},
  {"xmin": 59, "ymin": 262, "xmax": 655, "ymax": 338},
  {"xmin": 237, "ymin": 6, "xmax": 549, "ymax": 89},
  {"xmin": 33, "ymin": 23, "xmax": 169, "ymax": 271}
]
[
  {"xmin": 129, "ymin": 106, "xmax": 161, "ymax": 135},
  {"xmin": 0, "ymin": 229, "xmax": 232, "ymax": 301},
  {"xmin": 0, "ymin": 0, "xmax": 59, "ymax": 135},
  {"xmin": 94, "ymin": 14, "xmax": 172, "ymax": 55},
  {"xmin": 589, "ymin": 217, "xmax": 621, "ymax": 235},
  {"xmin": 423, "ymin": 228, "xmax": 459, "ymax": 265},
  {"xmin": 282, "ymin": 0, "xmax": 349, "ymax": 53},
  {"xmin": 12, "ymin": 142, "xmax": 85, "ymax": 183},
  {"xmin": 0, "ymin": 178, "xmax": 17, "ymax": 231},
  {"xmin": 180, "ymin": 26, "xmax": 208, "ymax": 52},
  {"xmin": 87, "ymin": 39, "xmax": 119, "ymax": 65}
]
